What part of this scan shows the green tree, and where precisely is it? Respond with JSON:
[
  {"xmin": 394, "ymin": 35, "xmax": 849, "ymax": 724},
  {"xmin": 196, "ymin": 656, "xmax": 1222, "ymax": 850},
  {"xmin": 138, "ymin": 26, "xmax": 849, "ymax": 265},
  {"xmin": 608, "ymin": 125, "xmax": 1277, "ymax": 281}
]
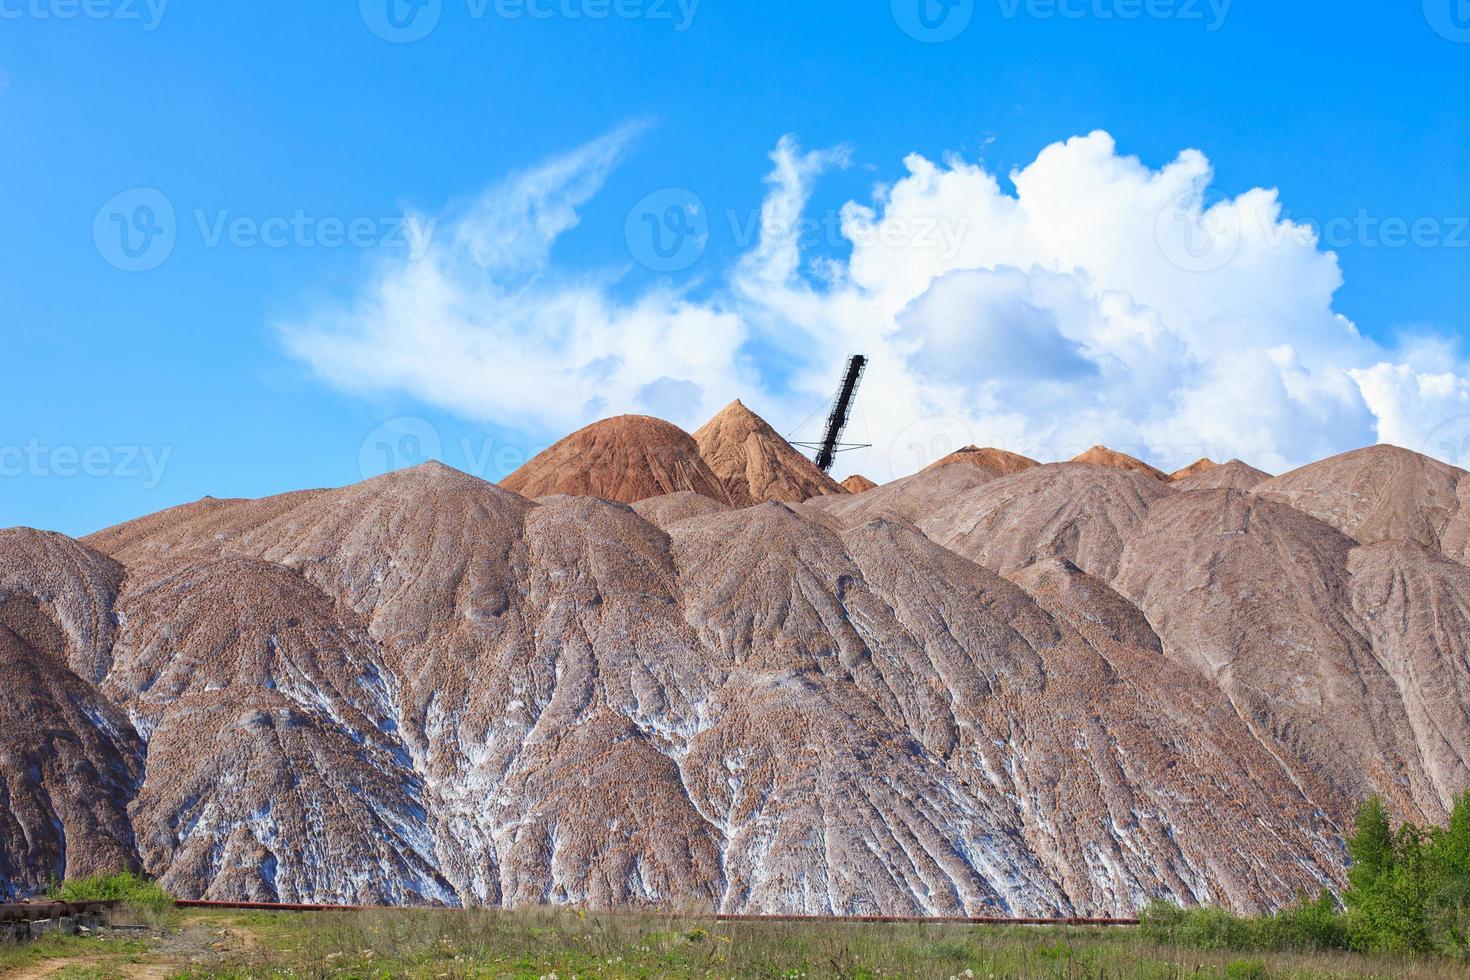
[
  {"xmin": 1434, "ymin": 790, "xmax": 1470, "ymax": 881},
  {"xmin": 1142, "ymin": 792, "xmax": 1470, "ymax": 959},
  {"xmin": 1345, "ymin": 796, "xmax": 1396, "ymax": 903},
  {"xmin": 1429, "ymin": 790, "xmax": 1470, "ymax": 954}
]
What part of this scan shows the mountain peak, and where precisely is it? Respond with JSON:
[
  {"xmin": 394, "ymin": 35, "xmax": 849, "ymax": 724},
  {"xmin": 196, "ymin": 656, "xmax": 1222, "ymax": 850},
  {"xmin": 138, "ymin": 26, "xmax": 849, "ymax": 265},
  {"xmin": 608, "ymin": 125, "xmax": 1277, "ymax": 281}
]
[
  {"xmin": 1070, "ymin": 445, "xmax": 1170, "ymax": 481},
  {"xmin": 502, "ymin": 415, "xmax": 731, "ymax": 505},
  {"xmin": 1174, "ymin": 459, "xmax": 1271, "ymax": 492},
  {"xmin": 694, "ymin": 401, "xmax": 845, "ymax": 505},
  {"xmin": 1170, "ymin": 458, "xmax": 1218, "ymax": 482},
  {"xmin": 922, "ymin": 446, "xmax": 1039, "ymax": 478}
]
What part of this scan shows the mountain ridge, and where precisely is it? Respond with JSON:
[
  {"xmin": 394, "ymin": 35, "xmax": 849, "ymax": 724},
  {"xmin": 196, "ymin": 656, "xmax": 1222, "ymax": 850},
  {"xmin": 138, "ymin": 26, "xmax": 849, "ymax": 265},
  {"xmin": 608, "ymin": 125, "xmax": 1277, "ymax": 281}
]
[{"xmin": 6, "ymin": 415, "xmax": 1469, "ymax": 915}]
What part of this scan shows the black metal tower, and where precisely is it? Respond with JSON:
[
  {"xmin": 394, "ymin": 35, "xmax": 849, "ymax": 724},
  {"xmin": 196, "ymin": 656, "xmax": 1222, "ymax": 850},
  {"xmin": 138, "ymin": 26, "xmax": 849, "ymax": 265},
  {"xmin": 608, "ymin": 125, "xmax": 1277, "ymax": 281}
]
[{"xmin": 792, "ymin": 355, "xmax": 868, "ymax": 474}]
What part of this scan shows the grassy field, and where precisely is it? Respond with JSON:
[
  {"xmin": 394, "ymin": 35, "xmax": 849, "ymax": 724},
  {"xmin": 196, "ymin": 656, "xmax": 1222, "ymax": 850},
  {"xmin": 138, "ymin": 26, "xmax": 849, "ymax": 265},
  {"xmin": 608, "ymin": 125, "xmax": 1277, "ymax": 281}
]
[{"xmin": 5, "ymin": 908, "xmax": 1470, "ymax": 979}]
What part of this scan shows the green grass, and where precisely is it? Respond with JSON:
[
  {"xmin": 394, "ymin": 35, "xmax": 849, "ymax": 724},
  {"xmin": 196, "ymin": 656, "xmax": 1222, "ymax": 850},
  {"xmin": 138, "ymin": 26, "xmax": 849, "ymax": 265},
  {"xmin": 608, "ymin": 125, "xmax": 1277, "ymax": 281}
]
[
  {"xmin": 53, "ymin": 967, "xmax": 136, "ymax": 980},
  {"xmin": 159, "ymin": 908, "xmax": 1470, "ymax": 979},
  {"xmin": 0, "ymin": 929, "xmax": 150, "ymax": 974},
  {"xmin": 48, "ymin": 870, "xmax": 175, "ymax": 916},
  {"xmin": 1138, "ymin": 896, "xmax": 1352, "ymax": 955},
  {"xmin": 7, "ymin": 899, "xmax": 1470, "ymax": 978}
]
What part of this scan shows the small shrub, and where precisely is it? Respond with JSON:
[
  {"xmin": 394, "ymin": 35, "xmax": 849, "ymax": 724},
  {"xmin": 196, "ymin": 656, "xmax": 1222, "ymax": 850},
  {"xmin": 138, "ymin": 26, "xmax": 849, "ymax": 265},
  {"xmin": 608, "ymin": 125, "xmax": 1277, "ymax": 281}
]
[
  {"xmin": 1225, "ymin": 958, "xmax": 1268, "ymax": 980},
  {"xmin": 1259, "ymin": 891, "xmax": 1349, "ymax": 952},
  {"xmin": 1137, "ymin": 898, "xmax": 1186, "ymax": 941},
  {"xmin": 1139, "ymin": 901, "xmax": 1259, "ymax": 951},
  {"xmin": 49, "ymin": 871, "xmax": 173, "ymax": 916}
]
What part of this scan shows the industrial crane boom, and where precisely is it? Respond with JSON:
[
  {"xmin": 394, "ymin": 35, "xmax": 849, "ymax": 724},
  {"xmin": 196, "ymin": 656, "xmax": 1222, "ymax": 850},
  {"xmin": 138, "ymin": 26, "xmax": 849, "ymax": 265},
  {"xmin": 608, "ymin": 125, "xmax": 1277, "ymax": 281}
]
[{"xmin": 814, "ymin": 355, "xmax": 867, "ymax": 473}]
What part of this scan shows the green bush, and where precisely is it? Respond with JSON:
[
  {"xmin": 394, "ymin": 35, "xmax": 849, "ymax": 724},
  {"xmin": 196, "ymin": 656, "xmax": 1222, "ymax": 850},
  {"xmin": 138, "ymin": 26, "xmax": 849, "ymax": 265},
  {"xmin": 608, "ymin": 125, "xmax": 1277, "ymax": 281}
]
[
  {"xmin": 1141, "ymin": 900, "xmax": 1282, "ymax": 951},
  {"xmin": 1225, "ymin": 959, "xmax": 1268, "ymax": 980},
  {"xmin": 1258, "ymin": 891, "xmax": 1347, "ymax": 951},
  {"xmin": 49, "ymin": 871, "xmax": 173, "ymax": 916},
  {"xmin": 1141, "ymin": 894, "xmax": 1349, "ymax": 956},
  {"xmin": 1143, "ymin": 790, "xmax": 1470, "ymax": 960},
  {"xmin": 1341, "ymin": 790, "xmax": 1470, "ymax": 955}
]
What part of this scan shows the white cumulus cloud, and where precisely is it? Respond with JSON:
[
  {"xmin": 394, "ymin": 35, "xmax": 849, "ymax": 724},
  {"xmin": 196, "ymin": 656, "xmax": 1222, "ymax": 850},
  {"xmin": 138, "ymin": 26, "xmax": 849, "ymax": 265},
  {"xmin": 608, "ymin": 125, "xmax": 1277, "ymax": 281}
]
[{"xmin": 280, "ymin": 126, "xmax": 1470, "ymax": 480}]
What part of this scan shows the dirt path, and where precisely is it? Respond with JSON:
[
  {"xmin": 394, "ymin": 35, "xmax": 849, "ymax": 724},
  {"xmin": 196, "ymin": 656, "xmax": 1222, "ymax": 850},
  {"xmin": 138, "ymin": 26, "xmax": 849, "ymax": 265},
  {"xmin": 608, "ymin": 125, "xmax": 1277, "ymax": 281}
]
[
  {"xmin": 1, "ymin": 915, "xmax": 264, "ymax": 978},
  {"xmin": 4, "ymin": 960, "xmax": 168, "ymax": 979}
]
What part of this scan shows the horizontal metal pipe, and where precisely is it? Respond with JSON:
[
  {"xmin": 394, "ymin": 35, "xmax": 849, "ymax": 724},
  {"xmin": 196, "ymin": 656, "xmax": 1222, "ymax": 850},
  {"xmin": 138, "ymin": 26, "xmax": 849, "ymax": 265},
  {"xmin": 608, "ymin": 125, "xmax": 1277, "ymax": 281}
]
[
  {"xmin": 0, "ymin": 900, "xmax": 118, "ymax": 922},
  {"xmin": 171, "ymin": 900, "xmax": 1138, "ymax": 926},
  {"xmin": 175, "ymin": 900, "xmax": 370, "ymax": 912}
]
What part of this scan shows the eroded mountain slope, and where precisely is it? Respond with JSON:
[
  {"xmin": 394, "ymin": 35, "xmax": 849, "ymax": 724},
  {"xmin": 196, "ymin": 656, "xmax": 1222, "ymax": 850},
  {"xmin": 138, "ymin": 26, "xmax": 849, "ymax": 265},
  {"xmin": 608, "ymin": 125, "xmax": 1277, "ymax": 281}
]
[
  {"xmin": 1114, "ymin": 489, "xmax": 1440, "ymax": 822},
  {"xmin": 0, "ymin": 594, "xmax": 142, "ymax": 897},
  {"xmin": 8, "ymin": 425, "xmax": 1470, "ymax": 918},
  {"xmin": 806, "ymin": 462, "xmax": 1001, "ymax": 531},
  {"xmin": 1255, "ymin": 445, "xmax": 1468, "ymax": 554},
  {"xmin": 921, "ymin": 464, "xmax": 1175, "ymax": 581},
  {"xmin": 1174, "ymin": 459, "xmax": 1272, "ymax": 492}
]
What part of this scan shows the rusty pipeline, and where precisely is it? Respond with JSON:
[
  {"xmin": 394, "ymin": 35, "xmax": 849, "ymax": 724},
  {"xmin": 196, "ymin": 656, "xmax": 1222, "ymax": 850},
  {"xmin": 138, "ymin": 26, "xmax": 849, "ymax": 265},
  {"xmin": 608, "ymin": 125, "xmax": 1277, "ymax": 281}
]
[
  {"xmin": 0, "ymin": 900, "xmax": 119, "ymax": 923},
  {"xmin": 170, "ymin": 899, "xmax": 1138, "ymax": 926}
]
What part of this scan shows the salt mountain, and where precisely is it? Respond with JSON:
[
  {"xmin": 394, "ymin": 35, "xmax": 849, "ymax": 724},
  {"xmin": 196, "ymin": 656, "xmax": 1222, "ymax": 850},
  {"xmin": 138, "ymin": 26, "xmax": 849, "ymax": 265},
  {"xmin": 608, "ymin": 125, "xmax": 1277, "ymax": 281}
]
[{"xmin": 3, "ymin": 398, "xmax": 1470, "ymax": 916}]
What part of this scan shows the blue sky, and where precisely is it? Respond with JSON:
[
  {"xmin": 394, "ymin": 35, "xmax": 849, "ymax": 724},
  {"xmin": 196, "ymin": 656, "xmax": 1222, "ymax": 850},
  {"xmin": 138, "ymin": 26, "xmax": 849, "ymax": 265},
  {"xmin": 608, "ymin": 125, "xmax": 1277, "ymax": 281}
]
[{"xmin": 2, "ymin": 0, "xmax": 1468, "ymax": 536}]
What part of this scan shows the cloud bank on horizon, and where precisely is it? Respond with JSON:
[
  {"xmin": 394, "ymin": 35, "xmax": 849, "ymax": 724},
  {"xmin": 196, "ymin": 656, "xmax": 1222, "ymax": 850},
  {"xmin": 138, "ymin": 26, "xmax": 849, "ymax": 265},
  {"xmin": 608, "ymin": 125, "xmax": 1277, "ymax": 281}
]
[{"xmin": 280, "ymin": 125, "xmax": 1470, "ymax": 482}]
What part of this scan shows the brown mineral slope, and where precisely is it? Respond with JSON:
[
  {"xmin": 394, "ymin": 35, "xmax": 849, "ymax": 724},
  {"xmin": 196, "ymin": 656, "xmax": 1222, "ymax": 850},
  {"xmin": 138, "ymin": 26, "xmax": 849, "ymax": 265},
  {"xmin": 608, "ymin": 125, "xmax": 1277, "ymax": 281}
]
[
  {"xmin": 841, "ymin": 474, "xmax": 878, "ymax": 494},
  {"xmin": 1255, "ymin": 444, "xmax": 1470, "ymax": 558},
  {"xmin": 1114, "ymin": 490, "xmax": 1432, "ymax": 819},
  {"xmin": 1173, "ymin": 459, "xmax": 1272, "ymax": 492},
  {"xmin": 0, "ymin": 597, "xmax": 142, "ymax": 898},
  {"xmin": 502, "ymin": 415, "xmax": 731, "ymax": 506},
  {"xmin": 0, "ymin": 529, "xmax": 143, "ymax": 898},
  {"xmin": 1071, "ymin": 445, "xmax": 1172, "ymax": 482},
  {"xmin": 920, "ymin": 463, "xmax": 1176, "ymax": 581},
  {"xmin": 1348, "ymin": 541, "xmax": 1470, "ymax": 811},
  {"xmin": 806, "ymin": 462, "xmax": 1004, "ymax": 531},
  {"xmin": 631, "ymin": 490, "xmax": 732, "ymax": 531},
  {"xmin": 693, "ymin": 400, "xmax": 847, "ymax": 505},
  {"xmin": 1169, "ymin": 458, "xmax": 1218, "ymax": 481},
  {"xmin": 4, "ymin": 424, "xmax": 1470, "ymax": 917},
  {"xmin": 107, "ymin": 555, "xmax": 452, "ymax": 903},
  {"xmin": 925, "ymin": 445, "xmax": 1040, "ymax": 478}
]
